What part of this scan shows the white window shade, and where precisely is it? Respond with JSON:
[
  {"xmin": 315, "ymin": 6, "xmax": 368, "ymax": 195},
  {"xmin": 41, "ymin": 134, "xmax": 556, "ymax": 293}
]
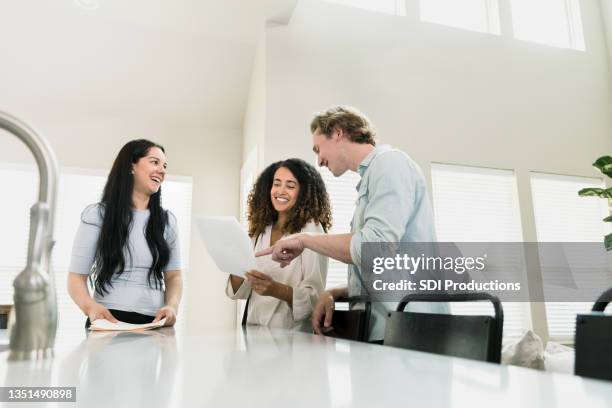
[
  {"xmin": 159, "ymin": 177, "xmax": 193, "ymax": 275},
  {"xmin": 431, "ymin": 163, "xmax": 529, "ymax": 340},
  {"xmin": 420, "ymin": 0, "xmax": 501, "ymax": 34},
  {"xmin": 509, "ymin": 0, "xmax": 585, "ymax": 50},
  {"xmin": 0, "ymin": 164, "xmax": 37, "ymax": 311},
  {"xmin": 1, "ymin": 164, "xmax": 192, "ymax": 336},
  {"xmin": 157, "ymin": 177, "xmax": 193, "ymax": 333},
  {"xmin": 53, "ymin": 170, "xmax": 107, "ymax": 335},
  {"xmin": 0, "ymin": 165, "xmax": 37, "ymax": 265},
  {"xmin": 530, "ymin": 172, "xmax": 610, "ymax": 340},
  {"xmin": 318, "ymin": 167, "xmax": 361, "ymax": 290}
]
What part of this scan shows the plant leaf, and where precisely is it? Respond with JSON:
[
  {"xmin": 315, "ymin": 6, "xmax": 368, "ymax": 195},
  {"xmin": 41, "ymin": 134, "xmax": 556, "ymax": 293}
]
[
  {"xmin": 578, "ymin": 187, "xmax": 612, "ymax": 198},
  {"xmin": 604, "ymin": 215, "xmax": 612, "ymax": 222},
  {"xmin": 605, "ymin": 233, "xmax": 612, "ymax": 252},
  {"xmin": 579, "ymin": 187, "xmax": 604, "ymax": 197},
  {"xmin": 593, "ymin": 156, "xmax": 612, "ymax": 178}
]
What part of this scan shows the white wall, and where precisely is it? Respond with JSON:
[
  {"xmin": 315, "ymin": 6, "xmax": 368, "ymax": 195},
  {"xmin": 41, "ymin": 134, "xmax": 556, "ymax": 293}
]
[
  {"xmin": 263, "ymin": 0, "xmax": 612, "ymax": 172},
  {"xmin": 248, "ymin": 0, "xmax": 612, "ymax": 340},
  {"xmin": 242, "ymin": 28, "xmax": 268, "ymax": 170},
  {"xmin": 602, "ymin": 0, "xmax": 612, "ymax": 82}
]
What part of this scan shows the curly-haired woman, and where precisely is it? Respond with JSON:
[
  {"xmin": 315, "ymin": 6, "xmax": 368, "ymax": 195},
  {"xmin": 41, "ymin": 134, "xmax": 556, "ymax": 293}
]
[{"xmin": 226, "ymin": 158, "xmax": 331, "ymax": 331}]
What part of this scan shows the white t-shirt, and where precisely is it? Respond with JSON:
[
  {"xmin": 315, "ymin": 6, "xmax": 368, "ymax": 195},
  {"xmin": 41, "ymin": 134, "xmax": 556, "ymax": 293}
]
[{"xmin": 226, "ymin": 221, "xmax": 328, "ymax": 332}]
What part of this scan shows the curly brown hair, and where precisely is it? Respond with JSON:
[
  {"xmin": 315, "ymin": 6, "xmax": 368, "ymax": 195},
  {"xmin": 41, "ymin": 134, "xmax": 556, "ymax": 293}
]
[{"xmin": 247, "ymin": 158, "xmax": 332, "ymax": 238}]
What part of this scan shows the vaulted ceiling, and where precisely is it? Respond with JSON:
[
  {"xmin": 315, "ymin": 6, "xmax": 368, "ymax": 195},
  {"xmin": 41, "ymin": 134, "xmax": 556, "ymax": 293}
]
[{"xmin": 0, "ymin": 0, "xmax": 296, "ymax": 128}]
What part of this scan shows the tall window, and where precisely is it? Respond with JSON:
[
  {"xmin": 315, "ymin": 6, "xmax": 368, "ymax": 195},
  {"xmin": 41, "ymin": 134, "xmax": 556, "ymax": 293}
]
[
  {"xmin": 530, "ymin": 172, "xmax": 610, "ymax": 340},
  {"xmin": 509, "ymin": 0, "xmax": 585, "ymax": 50},
  {"xmin": 318, "ymin": 166, "xmax": 361, "ymax": 289},
  {"xmin": 0, "ymin": 164, "xmax": 192, "ymax": 335},
  {"xmin": 419, "ymin": 0, "xmax": 501, "ymax": 34},
  {"xmin": 237, "ymin": 148, "xmax": 259, "ymax": 324},
  {"xmin": 431, "ymin": 163, "xmax": 529, "ymax": 339},
  {"xmin": 324, "ymin": 0, "xmax": 407, "ymax": 16}
]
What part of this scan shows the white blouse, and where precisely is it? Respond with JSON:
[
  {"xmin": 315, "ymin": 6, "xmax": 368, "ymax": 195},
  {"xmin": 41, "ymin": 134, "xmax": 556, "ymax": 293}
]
[{"xmin": 225, "ymin": 221, "xmax": 328, "ymax": 332}]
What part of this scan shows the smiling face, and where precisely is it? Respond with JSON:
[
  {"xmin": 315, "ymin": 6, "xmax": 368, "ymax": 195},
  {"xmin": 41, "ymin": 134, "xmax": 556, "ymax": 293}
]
[
  {"xmin": 312, "ymin": 127, "xmax": 349, "ymax": 177},
  {"xmin": 132, "ymin": 147, "xmax": 167, "ymax": 196},
  {"xmin": 270, "ymin": 166, "xmax": 300, "ymax": 214}
]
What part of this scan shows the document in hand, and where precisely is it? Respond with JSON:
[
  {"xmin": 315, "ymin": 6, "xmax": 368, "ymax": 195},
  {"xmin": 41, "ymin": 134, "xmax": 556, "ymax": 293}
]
[
  {"xmin": 89, "ymin": 318, "xmax": 166, "ymax": 331},
  {"xmin": 196, "ymin": 216, "xmax": 257, "ymax": 278}
]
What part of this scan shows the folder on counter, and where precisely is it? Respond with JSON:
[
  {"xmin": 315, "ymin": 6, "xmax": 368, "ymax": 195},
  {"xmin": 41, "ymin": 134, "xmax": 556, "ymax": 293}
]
[{"xmin": 88, "ymin": 318, "xmax": 166, "ymax": 331}]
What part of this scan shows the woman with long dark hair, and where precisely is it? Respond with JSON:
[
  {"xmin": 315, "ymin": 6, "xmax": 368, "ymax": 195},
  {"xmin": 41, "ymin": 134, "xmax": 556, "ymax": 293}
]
[
  {"xmin": 68, "ymin": 139, "xmax": 182, "ymax": 327},
  {"xmin": 226, "ymin": 158, "xmax": 332, "ymax": 331}
]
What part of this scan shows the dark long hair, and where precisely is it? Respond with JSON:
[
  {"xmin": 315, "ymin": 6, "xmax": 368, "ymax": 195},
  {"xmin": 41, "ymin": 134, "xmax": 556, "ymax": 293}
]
[
  {"xmin": 90, "ymin": 139, "xmax": 170, "ymax": 296},
  {"xmin": 247, "ymin": 158, "xmax": 332, "ymax": 238}
]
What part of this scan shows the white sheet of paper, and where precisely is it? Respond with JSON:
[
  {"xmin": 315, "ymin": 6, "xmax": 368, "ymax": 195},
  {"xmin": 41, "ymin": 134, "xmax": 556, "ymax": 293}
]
[
  {"xmin": 89, "ymin": 318, "xmax": 166, "ymax": 331},
  {"xmin": 196, "ymin": 216, "xmax": 256, "ymax": 278}
]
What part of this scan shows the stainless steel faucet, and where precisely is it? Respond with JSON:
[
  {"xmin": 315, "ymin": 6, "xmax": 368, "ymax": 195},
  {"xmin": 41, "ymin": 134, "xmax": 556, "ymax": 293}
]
[{"xmin": 0, "ymin": 111, "xmax": 59, "ymax": 360}]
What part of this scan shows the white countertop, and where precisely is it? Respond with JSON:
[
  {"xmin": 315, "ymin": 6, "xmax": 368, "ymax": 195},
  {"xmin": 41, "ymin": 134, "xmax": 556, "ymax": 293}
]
[{"xmin": 1, "ymin": 326, "xmax": 612, "ymax": 407}]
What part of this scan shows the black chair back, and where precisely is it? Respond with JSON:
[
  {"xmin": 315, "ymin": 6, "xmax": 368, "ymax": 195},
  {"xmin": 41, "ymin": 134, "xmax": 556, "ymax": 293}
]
[
  {"xmin": 591, "ymin": 287, "xmax": 612, "ymax": 312},
  {"xmin": 325, "ymin": 296, "xmax": 371, "ymax": 342},
  {"xmin": 384, "ymin": 293, "xmax": 503, "ymax": 363},
  {"xmin": 574, "ymin": 287, "xmax": 612, "ymax": 381}
]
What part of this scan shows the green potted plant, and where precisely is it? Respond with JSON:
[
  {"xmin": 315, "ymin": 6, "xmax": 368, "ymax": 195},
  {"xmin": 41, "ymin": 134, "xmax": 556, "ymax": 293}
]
[{"xmin": 578, "ymin": 155, "xmax": 612, "ymax": 251}]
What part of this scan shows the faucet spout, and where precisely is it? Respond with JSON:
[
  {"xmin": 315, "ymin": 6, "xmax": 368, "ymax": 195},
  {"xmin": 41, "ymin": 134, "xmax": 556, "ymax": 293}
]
[{"xmin": 0, "ymin": 111, "xmax": 59, "ymax": 360}]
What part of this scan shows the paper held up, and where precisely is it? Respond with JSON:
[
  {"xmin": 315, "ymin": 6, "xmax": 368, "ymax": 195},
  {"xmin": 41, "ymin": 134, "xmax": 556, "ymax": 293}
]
[
  {"xmin": 89, "ymin": 318, "xmax": 166, "ymax": 331},
  {"xmin": 196, "ymin": 216, "xmax": 257, "ymax": 278}
]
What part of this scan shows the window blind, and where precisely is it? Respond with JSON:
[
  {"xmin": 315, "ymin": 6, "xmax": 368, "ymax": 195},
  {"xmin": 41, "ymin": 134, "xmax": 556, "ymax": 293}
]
[
  {"xmin": 318, "ymin": 167, "xmax": 361, "ymax": 290},
  {"xmin": 530, "ymin": 172, "xmax": 610, "ymax": 340},
  {"xmin": 431, "ymin": 163, "xmax": 529, "ymax": 339}
]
